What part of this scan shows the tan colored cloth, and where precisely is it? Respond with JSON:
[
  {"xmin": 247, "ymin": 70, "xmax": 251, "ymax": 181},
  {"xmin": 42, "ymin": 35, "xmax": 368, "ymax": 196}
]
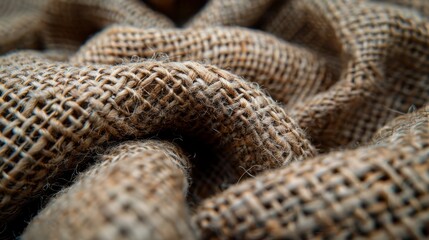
[{"xmin": 0, "ymin": 0, "xmax": 428, "ymax": 239}]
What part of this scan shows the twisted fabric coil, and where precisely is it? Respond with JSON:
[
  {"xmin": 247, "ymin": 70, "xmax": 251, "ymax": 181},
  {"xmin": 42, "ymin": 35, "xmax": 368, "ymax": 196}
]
[{"xmin": 0, "ymin": 0, "xmax": 428, "ymax": 239}]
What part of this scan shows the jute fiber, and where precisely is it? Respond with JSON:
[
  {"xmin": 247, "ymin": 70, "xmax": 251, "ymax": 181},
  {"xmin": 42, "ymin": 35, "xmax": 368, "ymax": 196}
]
[
  {"xmin": 0, "ymin": 0, "xmax": 428, "ymax": 239},
  {"xmin": 24, "ymin": 140, "xmax": 197, "ymax": 239}
]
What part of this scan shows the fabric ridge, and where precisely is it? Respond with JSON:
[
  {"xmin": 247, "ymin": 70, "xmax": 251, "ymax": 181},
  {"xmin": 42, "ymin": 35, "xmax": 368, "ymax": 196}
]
[{"xmin": 0, "ymin": 0, "xmax": 428, "ymax": 239}]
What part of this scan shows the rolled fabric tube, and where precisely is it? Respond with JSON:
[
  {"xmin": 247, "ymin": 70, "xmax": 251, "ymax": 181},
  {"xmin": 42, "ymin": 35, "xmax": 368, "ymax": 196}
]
[
  {"xmin": 71, "ymin": 26, "xmax": 337, "ymax": 107},
  {"xmin": 0, "ymin": 51, "xmax": 315, "ymax": 222},
  {"xmin": 23, "ymin": 140, "xmax": 197, "ymax": 240}
]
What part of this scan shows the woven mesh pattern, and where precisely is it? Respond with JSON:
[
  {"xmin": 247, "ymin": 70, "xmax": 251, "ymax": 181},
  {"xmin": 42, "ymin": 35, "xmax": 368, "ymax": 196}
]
[
  {"xmin": 71, "ymin": 26, "xmax": 338, "ymax": 107},
  {"xmin": 0, "ymin": 0, "xmax": 428, "ymax": 239},
  {"xmin": 194, "ymin": 106, "xmax": 429, "ymax": 239},
  {"xmin": 262, "ymin": 0, "xmax": 429, "ymax": 149},
  {"xmin": 23, "ymin": 140, "xmax": 196, "ymax": 240},
  {"xmin": 0, "ymin": 51, "xmax": 314, "ymax": 222}
]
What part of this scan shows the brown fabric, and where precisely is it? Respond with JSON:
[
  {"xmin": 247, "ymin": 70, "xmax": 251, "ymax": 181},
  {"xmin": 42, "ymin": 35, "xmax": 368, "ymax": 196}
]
[
  {"xmin": 23, "ymin": 140, "xmax": 196, "ymax": 240},
  {"xmin": 0, "ymin": 51, "xmax": 314, "ymax": 223},
  {"xmin": 0, "ymin": 0, "xmax": 46, "ymax": 54},
  {"xmin": 71, "ymin": 26, "xmax": 338, "ymax": 107},
  {"xmin": 186, "ymin": 0, "xmax": 275, "ymax": 27},
  {"xmin": 261, "ymin": 0, "xmax": 429, "ymax": 149},
  {"xmin": 194, "ymin": 106, "xmax": 429, "ymax": 239},
  {"xmin": 41, "ymin": 0, "xmax": 174, "ymax": 50},
  {"xmin": 0, "ymin": 0, "xmax": 428, "ymax": 239}
]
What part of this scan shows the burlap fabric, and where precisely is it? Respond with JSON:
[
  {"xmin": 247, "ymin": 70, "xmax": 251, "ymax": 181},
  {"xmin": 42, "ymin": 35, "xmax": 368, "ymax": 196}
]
[
  {"xmin": 24, "ymin": 140, "xmax": 197, "ymax": 239},
  {"xmin": 0, "ymin": 0, "xmax": 428, "ymax": 239}
]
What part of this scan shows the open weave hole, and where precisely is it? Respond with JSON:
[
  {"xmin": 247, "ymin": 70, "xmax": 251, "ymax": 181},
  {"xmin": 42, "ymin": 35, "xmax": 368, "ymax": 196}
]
[{"xmin": 0, "ymin": 0, "xmax": 428, "ymax": 239}]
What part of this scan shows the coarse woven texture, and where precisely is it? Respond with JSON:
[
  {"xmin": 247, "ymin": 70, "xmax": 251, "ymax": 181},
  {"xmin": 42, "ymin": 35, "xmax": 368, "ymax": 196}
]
[
  {"xmin": 194, "ymin": 106, "xmax": 429, "ymax": 239},
  {"xmin": 0, "ymin": 0, "xmax": 428, "ymax": 239},
  {"xmin": 0, "ymin": 51, "xmax": 314, "ymax": 223},
  {"xmin": 24, "ymin": 140, "xmax": 196, "ymax": 240}
]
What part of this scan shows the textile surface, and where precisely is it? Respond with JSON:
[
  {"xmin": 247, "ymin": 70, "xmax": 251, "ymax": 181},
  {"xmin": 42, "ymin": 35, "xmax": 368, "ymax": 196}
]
[{"xmin": 0, "ymin": 0, "xmax": 428, "ymax": 239}]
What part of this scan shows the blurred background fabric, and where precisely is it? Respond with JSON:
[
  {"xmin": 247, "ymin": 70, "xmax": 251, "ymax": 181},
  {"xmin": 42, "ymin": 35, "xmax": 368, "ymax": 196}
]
[{"xmin": 0, "ymin": 0, "xmax": 428, "ymax": 239}]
